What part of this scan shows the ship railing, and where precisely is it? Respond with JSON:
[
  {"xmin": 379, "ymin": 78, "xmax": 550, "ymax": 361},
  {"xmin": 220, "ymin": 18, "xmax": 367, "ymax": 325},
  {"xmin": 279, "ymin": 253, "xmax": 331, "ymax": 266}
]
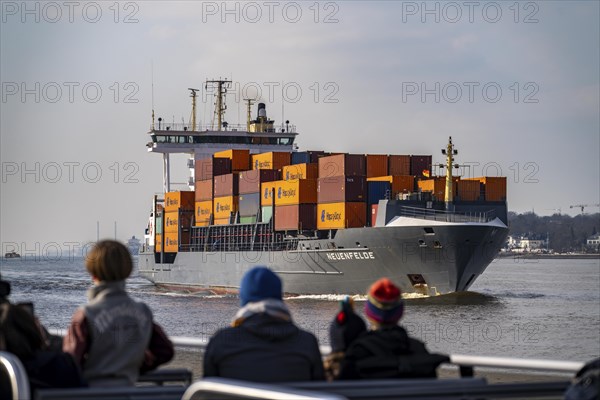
[
  {"xmin": 399, "ymin": 206, "xmax": 496, "ymax": 223},
  {"xmin": 151, "ymin": 122, "xmax": 296, "ymax": 133}
]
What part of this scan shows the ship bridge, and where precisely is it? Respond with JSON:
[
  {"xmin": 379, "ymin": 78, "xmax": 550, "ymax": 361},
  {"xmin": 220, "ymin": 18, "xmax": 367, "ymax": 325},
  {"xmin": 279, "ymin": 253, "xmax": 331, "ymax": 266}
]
[{"xmin": 147, "ymin": 81, "xmax": 299, "ymax": 192}]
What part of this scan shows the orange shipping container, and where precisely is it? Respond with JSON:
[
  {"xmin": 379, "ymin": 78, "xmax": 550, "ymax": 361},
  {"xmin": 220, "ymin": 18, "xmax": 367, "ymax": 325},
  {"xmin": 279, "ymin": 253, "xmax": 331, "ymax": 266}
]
[
  {"xmin": 165, "ymin": 191, "xmax": 195, "ymax": 212},
  {"xmin": 366, "ymin": 155, "xmax": 389, "ymax": 178},
  {"xmin": 195, "ymin": 179, "xmax": 213, "ymax": 202},
  {"xmin": 274, "ymin": 180, "xmax": 318, "ymax": 206},
  {"xmin": 155, "ymin": 234, "xmax": 162, "ymax": 252},
  {"xmin": 457, "ymin": 180, "xmax": 482, "ymax": 201},
  {"xmin": 388, "ymin": 155, "xmax": 411, "ymax": 176},
  {"xmin": 282, "ymin": 163, "xmax": 318, "ymax": 181},
  {"xmin": 260, "ymin": 181, "xmax": 277, "ymax": 206},
  {"xmin": 417, "ymin": 177, "xmax": 459, "ymax": 200},
  {"xmin": 317, "ymin": 202, "xmax": 366, "ymax": 230},
  {"xmin": 213, "ymin": 196, "xmax": 239, "ymax": 219},
  {"xmin": 195, "ymin": 200, "xmax": 213, "ymax": 226},
  {"xmin": 367, "ymin": 175, "xmax": 414, "ymax": 194},
  {"xmin": 251, "ymin": 152, "xmax": 291, "ymax": 170},
  {"xmin": 164, "ymin": 210, "xmax": 193, "ymax": 233},
  {"xmin": 465, "ymin": 177, "xmax": 506, "ymax": 201},
  {"xmin": 214, "ymin": 149, "xmax": 250, "ymax": 171},
  {"xmin": 164, "ymin": 231, "xmax": 190, "ymax": 252}
]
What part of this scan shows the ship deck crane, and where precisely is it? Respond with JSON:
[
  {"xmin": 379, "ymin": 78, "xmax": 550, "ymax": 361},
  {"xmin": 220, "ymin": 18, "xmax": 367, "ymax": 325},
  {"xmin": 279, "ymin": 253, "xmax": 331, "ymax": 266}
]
[{"xmin": 569, "ymin": 204, "xmax": 600, "ymax": 214}]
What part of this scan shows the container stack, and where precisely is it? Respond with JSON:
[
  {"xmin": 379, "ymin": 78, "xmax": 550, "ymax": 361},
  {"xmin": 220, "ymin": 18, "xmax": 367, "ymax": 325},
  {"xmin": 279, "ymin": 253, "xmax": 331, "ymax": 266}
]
[
  {"xmin": 273, "ymin": 177, "xmax": 318, "ymax": 231},
  {"xmin": 464, "ymin": 177, "xmax": 507, "ymax": 201},
  {"xmin": 251, "ymin": 151, "xmax": 291, "ymax": 170},
  {"xmin": 417, "ymin": 177, "xmax": 460, "ymax": 201},
  {"xmin": 239, "ymin": 169, "xmax": 280, "ymax": 224},
  {"xmin": 213, "ymin": 173, "xmax": 239, "ymax": 225},
  {"xmin": 194, "ymin": 156, "xmax": 232, "ymax": 227},
  {"xmin": 163, "ymin": 191, "xmax": 194, "ymax": 252},
  {"xmin": 154, "ymin": 204, "xmax": 163, "ymax": 252},
  {"xmin": 317, "ymin": 154, "xmax": 367, "ymax": 229}
]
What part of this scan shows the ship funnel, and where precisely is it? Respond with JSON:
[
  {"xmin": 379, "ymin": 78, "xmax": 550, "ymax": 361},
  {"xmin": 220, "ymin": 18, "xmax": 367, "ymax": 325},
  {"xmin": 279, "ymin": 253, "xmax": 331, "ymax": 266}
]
[{"xmin": 257, "ymin": 103, "xmax": 267, "ymax": 119}]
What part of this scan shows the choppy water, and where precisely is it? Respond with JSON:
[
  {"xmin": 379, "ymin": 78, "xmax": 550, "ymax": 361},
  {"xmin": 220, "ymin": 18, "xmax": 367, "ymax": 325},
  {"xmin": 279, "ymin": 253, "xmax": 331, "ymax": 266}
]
[{"xmin": 1, "ymin": 256, "xmax": 599, "ymax": 363}]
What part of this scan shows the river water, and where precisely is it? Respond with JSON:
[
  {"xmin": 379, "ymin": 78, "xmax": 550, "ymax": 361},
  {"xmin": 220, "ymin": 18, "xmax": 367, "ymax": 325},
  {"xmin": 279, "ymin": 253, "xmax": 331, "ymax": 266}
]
[{"xmin": 1, "ymin": 256, "xmax": 599, "ymax": 363}]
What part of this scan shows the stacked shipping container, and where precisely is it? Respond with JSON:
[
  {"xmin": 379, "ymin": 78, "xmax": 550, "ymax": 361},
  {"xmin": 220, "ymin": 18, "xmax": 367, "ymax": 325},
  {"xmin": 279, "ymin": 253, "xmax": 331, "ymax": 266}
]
[{"xmin": 317, "ymin": 154, "xmax": 367, "ymax": 229}]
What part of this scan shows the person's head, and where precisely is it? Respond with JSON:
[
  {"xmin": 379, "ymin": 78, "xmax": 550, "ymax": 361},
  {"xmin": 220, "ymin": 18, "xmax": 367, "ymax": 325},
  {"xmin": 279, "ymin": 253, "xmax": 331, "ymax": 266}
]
[
  {"xmin": 239, "ymin": 266, "xmax": 282, "ymax": 306},
  {"xmin": 85, "ymin": 240, "xmax": 133, "ymax": 282},
  {"xmin": 364, "ymin": 278, "xmax": 404, "ymax": 329},
  {"xmin": 0, "ymin": 273, "xmax": 10, "ymax": 303}
]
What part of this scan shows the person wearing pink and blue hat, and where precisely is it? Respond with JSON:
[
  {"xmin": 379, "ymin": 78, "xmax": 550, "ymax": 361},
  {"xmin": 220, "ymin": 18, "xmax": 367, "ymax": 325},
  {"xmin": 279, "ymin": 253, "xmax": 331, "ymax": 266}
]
[{"xmin": 336, "ymin": 277, "xmax": 449, "ymax": 380}]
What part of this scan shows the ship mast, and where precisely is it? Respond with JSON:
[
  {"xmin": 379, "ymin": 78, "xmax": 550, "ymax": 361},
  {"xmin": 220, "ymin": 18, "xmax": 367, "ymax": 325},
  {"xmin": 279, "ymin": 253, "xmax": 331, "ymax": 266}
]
[
  {"xmin": 442, "ymin": 136, "xmax": 458, "ymax": 210},
  {"xmin": 244, "ymin": 98, "xmax": 255, "ymax": 132},
  {"xmin": 205, "ymin": 79, "xmax": 232, "ymax": 131},
  {"xmin": 188, "ymin": 88, "xmax": 199, "ymax": 131}
]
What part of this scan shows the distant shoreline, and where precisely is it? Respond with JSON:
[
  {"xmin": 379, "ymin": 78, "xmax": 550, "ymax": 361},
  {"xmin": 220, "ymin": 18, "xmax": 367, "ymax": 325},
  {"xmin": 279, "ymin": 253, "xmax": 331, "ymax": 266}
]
[{"xmin": 498, "ymin": 253, "xmax": 599, "ymax": 260}]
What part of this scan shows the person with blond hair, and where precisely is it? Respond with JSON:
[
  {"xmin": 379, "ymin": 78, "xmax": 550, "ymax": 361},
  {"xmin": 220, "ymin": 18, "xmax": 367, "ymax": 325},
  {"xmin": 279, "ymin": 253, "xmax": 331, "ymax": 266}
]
[{"xmin": 63, "ymin": 240, "xmax": 174, "ymax": 386}]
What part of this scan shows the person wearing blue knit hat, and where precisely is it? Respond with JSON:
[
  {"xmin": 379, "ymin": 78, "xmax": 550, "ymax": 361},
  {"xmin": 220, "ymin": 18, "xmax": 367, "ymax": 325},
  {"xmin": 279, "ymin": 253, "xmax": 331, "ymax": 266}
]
[{"xmin": 203, "ymin": 266, "xmax": 324, "ymax": 382}]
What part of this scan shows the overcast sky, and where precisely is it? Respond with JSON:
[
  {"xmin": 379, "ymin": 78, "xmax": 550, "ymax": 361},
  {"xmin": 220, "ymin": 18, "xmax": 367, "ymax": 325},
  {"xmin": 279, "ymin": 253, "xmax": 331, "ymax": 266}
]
[{"xmin": 1, "ymin": 1, "xmax": 598, "ymax": 254}]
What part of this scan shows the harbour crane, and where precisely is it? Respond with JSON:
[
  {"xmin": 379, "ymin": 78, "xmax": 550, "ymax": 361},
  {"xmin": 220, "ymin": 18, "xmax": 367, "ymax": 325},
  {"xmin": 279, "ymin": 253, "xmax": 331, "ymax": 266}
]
[{"xmin": 569, "ymin": 204, "xmax": 600, "ymax": 214}]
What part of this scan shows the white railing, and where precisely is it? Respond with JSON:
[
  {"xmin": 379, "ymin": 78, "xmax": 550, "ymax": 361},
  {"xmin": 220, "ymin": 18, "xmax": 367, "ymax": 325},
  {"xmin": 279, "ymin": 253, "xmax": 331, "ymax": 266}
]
[{"xmin": 48, "ymin": 330, "xmax": 584, "ymax": 374}]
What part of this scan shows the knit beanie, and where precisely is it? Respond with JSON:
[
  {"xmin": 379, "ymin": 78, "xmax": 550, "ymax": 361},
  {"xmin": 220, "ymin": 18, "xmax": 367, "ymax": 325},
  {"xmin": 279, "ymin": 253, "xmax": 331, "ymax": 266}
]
[
  {"xmin": 239, "ymin": 266, "xmax": 282, "ymax": 306},
  {"xmin": 364, "ymin": 278, "xmax": 404, "ymax": 326}
]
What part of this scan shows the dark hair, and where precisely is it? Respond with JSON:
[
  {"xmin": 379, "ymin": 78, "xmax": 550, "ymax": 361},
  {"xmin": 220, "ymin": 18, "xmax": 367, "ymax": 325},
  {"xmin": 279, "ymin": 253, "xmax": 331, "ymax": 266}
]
[{"xmin": 85, "ymin": 240, "xmax": 133, "ymax": 282}]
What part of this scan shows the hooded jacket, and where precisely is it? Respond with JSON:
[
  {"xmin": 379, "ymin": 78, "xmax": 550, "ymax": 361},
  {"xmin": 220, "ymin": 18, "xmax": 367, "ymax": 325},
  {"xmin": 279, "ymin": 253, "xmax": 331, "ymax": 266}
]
[
  {"xmin": 338, "ymin": 325, "xmax": 449, "ymax": 380},
  {"xmin": 203, "ymin": 313, "xmax": 324, "ymax": 382}
]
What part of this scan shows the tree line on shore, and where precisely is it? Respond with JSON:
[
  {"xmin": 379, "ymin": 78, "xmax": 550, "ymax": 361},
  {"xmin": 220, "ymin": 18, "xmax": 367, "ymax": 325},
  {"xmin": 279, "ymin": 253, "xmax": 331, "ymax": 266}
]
[{"xmin": 508, "ymin": 212, "xmax": 600, "ymax": 253}]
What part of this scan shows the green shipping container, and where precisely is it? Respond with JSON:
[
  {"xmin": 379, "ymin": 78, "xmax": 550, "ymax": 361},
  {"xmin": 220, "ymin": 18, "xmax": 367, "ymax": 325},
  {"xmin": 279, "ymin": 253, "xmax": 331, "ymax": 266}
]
[
  {"xmin": 155, "ymin": 217, "xmax": 163, "ymax": 234},
  {"xmin": 261, "ymin": 206, "xmax": 273, "ymax": 223},
  {"xmin": 240, "ymin": 216, "xmax": 258, "ymax": 224}
]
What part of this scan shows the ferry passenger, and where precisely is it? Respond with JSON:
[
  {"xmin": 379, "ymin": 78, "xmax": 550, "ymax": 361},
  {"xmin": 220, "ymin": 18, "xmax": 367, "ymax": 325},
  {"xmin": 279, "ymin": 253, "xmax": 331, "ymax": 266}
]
[
  {"xmin": 203, "ymin": 266, "xmax": 325, "ymax": 382},
  {"xmin": 63, "ymin": 240, "xmax": 174, "ymax": 386},
  {"xmin": 324, "ymin": 296, "xmax": 366, "ymax": 381},
  {"xmin": 0, "ymin": 274, "xmax": 85, "ymax": 391},
  {"xmin": 336, "ymin": 278, "xmax": 449, "ymax": 380}
]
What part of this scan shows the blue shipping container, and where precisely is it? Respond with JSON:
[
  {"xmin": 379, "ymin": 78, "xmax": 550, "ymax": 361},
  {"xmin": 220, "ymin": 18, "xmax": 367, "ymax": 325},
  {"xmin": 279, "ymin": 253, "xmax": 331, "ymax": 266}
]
[
  {"xmin": 239, "ymin": 192, "xmax": 261, "ymax": 217},
  {"xmin": 367, "ymin": 181, "xmax": 391, "ymax": 205},
  {"xmin": 291, "ymin": 152, "xmax": 311, "ymax": 165}
]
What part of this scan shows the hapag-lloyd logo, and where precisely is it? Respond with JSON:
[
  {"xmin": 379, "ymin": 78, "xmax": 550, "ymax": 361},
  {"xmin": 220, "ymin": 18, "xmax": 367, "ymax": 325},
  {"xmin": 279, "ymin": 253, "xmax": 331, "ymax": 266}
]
[
  {"xmin": 281, "ymin": 188, "xmax": 297, "ymax": 198},
  {"xmin": 258, "ymin": 160, "xmax": 272, "ymax": 169},
  {"xmin": 166, "ymin": 198, "xmax": 179, "ymax": 207},
  {"xmin": 217, "ymin": 202, "xmax": 231, "ymax": 212},
  {"xmin": 197, "ymin": 208, "xmax": 210, "ymax": 216},
  {"xmin": 321, "ymin": 210, "xmax": 342, "ymax": 222}
]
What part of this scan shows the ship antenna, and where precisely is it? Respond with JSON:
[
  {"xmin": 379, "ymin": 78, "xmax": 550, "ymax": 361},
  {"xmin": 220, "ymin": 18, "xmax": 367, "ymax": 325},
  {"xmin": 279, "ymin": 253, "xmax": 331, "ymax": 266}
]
[
  {"xmin": 442, "ymin": 136, "xmax": 458, "ymax": 210},
  {"xmin": 188, "ymin": 88, "xmax": 199, "ymax": 131},
  {"xmin": 151, "ymin": 61, "xmax": 155, "ymax": 130},
  {"xmin": 206, "ymin": 78, "xmax": 232, "ymax": 131}
]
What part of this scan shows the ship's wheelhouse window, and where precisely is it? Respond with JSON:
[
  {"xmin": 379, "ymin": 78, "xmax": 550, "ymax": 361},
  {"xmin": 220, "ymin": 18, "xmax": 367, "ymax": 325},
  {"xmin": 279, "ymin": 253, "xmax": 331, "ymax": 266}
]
[
  {"xmin": 423, "ymin": 227, "xmax": 435, "ymax": 235},
  {"xmin": 278, "ymin": 137, "xmax": 293, "ymax": 145},
  {"xmin": 154, "ymin": 135, "xmax": 167, "ymax": 143}
]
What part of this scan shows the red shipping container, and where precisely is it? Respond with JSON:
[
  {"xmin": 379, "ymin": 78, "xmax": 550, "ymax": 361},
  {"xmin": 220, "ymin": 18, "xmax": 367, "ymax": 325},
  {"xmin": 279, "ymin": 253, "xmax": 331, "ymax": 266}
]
[
  {"xmin": 274, "ymin": 204, "xmax": 317, "ymax": 231},
  {"xmin": 318, "ymin": 154, "xmax": 366, "ymax": 178},
  {"xmin": 388, "ymin": 155, "xmax": 411, "ymax": 176},
  {"xmin": 214, "ymin": 173, "xmax": 239, "ymax": 197},
  {"xmin": 239, "ymin": 169, "xmax": 280, "ymax": 194},
  {"xmin": 366, "ymin": 155, "xmax": 388, "ymax": 178},
  {"xmin": 371, "ymin": 204, "xmax": 379, "ymax": 227},
  {"xmin": 318, "ymin": 176, "xmax": 366, "ymax": 203},
  {"xmin": 195, "ymin": 179, "xmax": 213, "ymax": 202},
  {"xmin": 195, "ymin": 157, "xmax": 231, "ymax": 181},
  {"xmin": 410, "ymin": 155, "xmax": 433, "ymax": 177}
]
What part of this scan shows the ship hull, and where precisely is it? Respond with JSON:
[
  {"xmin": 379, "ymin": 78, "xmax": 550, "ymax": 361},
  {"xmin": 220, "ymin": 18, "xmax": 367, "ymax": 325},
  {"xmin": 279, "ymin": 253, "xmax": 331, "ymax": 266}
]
[{"xmin": 139, "ymin": 218, "xmax": 508, "ymax": 295}]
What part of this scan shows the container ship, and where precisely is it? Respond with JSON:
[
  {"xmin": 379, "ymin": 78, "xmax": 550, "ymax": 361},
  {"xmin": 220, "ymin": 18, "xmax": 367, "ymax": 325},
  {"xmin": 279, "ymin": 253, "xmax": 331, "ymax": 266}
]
[{"xmin": 138, "ymin": 80, "xmax": 509, "ymax": 296}]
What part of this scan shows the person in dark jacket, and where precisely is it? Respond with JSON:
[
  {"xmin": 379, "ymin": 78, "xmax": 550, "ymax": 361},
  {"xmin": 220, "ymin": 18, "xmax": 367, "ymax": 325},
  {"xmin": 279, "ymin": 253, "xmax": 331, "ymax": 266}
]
[
  {"xmin": 337, "ymin": 278, "xmax": 449, "ymax": 380},
  {"xmin": 1, "ymin": 274, "xmax": 85, "ymax": 392},
  {"xmin": 203, "ymin": 266, "xmax": 325, "ymax": 382},
  {"xmin": 63, "ymin": 240, "xmax": 174, "ymax": 386},
  {"xmin": 324, "ymin": 296, "xmax": 366, "ymax": 380}
]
